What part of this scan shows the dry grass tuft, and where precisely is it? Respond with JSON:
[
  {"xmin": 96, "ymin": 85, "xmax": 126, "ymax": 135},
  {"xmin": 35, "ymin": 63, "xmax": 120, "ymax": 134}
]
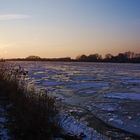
[{"xmin": 0, "ymin": 62, "xmax": 59, "ymax": 140}]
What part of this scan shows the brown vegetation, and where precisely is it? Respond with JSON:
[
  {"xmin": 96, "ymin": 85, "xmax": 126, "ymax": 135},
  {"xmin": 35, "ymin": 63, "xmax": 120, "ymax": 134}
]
[{"xmin": 0, "ymin": 63, "xmax": 59, "ymax": 139}]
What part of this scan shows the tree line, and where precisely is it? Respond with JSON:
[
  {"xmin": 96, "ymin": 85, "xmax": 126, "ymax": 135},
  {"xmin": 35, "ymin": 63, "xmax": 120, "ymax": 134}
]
[
  {"xmin": 76, "ymin": 51, "xmax": 140, "ymax": 63},
  {"xmin": 3, "ymin": 51, "xmax": 140, "ymax": 63}
]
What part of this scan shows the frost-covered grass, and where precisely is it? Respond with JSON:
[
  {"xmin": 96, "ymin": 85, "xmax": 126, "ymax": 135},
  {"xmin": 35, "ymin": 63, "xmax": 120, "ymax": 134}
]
[{"xmin": 0, "ymin": 62, "xmax": 60, "ymax": 139}]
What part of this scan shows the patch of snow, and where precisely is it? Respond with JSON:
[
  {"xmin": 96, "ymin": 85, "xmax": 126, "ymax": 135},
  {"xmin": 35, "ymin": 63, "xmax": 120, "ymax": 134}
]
[
  {"xmin": 0, "ymin": 106, "xmax": 10, "ymax": 140},
  {"xmin": 71, "ymin": 75, "xmax": 95, "ymax": 81},
  {"xmin": 0, "ymin": 117, "xmax": 6, "ymax": 123},
  {"xmin": 104, "ymin": 93, "xmax": 140, "ymax": 100},
  {"xmin": 110, "ymin": 118, "xmax": 123, "ymax": 125},
  {"xmin": 67, "ymin": 82, "xmax": 108, "ymax": 90},
  {"xmin": 57, "ymin": 113, "xmax": 108, "ymax": 140},
  {"xmin": 93, "ymin": 103, "xmax": 118, "ymax": 112},
  {"xmin": 76, "ymin": 90, "xmax": 97, "ymax": 97},
  {"xmin": 127, "ymin": 79, "xmax": 140, "ymax": 83},
  {"xmin": 41, "ymin": 81, "xmax": 63, "ymax": 86}
]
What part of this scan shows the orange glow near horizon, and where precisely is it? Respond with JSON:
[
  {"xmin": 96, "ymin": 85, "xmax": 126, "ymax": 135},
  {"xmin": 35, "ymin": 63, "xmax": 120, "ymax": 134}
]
[{"xmin": 0, "ymin": 1, "xmax": 140, "ymax": 59}]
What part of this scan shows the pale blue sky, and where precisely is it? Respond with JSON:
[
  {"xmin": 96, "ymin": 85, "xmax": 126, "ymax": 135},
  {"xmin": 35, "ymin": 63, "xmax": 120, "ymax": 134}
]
[{"xmin": 0, "ymin": 0, "xmax": 140, "ymax": 58}]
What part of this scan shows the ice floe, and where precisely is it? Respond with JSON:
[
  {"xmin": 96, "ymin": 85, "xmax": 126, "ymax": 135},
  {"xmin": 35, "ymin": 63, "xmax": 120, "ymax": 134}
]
[{"xmin": 104, "ymin": 93, "xmax": 140, "ymax": 100}]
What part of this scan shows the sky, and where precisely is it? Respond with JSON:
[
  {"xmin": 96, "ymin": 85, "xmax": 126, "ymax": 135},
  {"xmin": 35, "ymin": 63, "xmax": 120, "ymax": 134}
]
[{"xmin": 0, "ymin": 0, "xmax": 140, "ymax": 58}]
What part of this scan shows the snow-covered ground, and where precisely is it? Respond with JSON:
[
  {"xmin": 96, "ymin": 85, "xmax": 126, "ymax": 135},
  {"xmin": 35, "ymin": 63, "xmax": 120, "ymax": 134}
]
[
  {"xmin": 9, "ymin": 61, "xmax": 140, "ymax": 139},
  {"xmin": 0, "ymin": 103, "xmax": 10, "ymax": 140},
  {"xmin": 104, "ymin": 92, "xmax": 140, "ymax": 100}
]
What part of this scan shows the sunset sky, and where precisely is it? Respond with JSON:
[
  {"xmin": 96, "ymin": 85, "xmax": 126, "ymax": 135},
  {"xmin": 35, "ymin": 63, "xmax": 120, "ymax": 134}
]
[{"xmin": 0, "ymin": 0, "xmax": 140, "ymax": 58}]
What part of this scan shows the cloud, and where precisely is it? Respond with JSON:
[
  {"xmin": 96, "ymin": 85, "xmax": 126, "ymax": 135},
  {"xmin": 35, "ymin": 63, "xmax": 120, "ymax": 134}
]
[{"xmin": 0, "ymin": 14, "xmax": 31, "ymax": 21}]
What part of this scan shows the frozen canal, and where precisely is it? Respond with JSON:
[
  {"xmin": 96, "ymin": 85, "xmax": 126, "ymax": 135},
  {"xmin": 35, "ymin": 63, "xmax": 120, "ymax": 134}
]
[{"xmin": 13, "ymin": 62, "xmax": 140, "ymax": 139}]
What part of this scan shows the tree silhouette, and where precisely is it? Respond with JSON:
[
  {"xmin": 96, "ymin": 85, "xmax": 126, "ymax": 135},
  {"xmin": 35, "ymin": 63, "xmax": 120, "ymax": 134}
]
[
  {"xmin": 76, "ymin": 51, "xmax": 140, "ymax": 63},
  {"xmin": 26, "ymin": 56, "xmax": 41, "ymax": 60}
]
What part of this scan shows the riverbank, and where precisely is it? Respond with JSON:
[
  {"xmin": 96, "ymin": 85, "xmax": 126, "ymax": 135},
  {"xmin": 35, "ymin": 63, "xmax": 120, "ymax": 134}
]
[
  {"xmin": 0, "ymin": 79, "xmax": 108, "ymax": 140},
  {"xmin": 0, "ymin": 79, "xmax": 60, "ymax": 140},
  {"xmin": 0, "ymin": 63, "xmax": 86, "ymax": 140}
]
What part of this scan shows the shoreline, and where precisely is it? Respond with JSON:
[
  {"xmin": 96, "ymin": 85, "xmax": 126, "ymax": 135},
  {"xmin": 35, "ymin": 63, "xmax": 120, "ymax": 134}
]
[{"xmin": 0, "ymin": 62, "xmax": 140, "ymax": 140}]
